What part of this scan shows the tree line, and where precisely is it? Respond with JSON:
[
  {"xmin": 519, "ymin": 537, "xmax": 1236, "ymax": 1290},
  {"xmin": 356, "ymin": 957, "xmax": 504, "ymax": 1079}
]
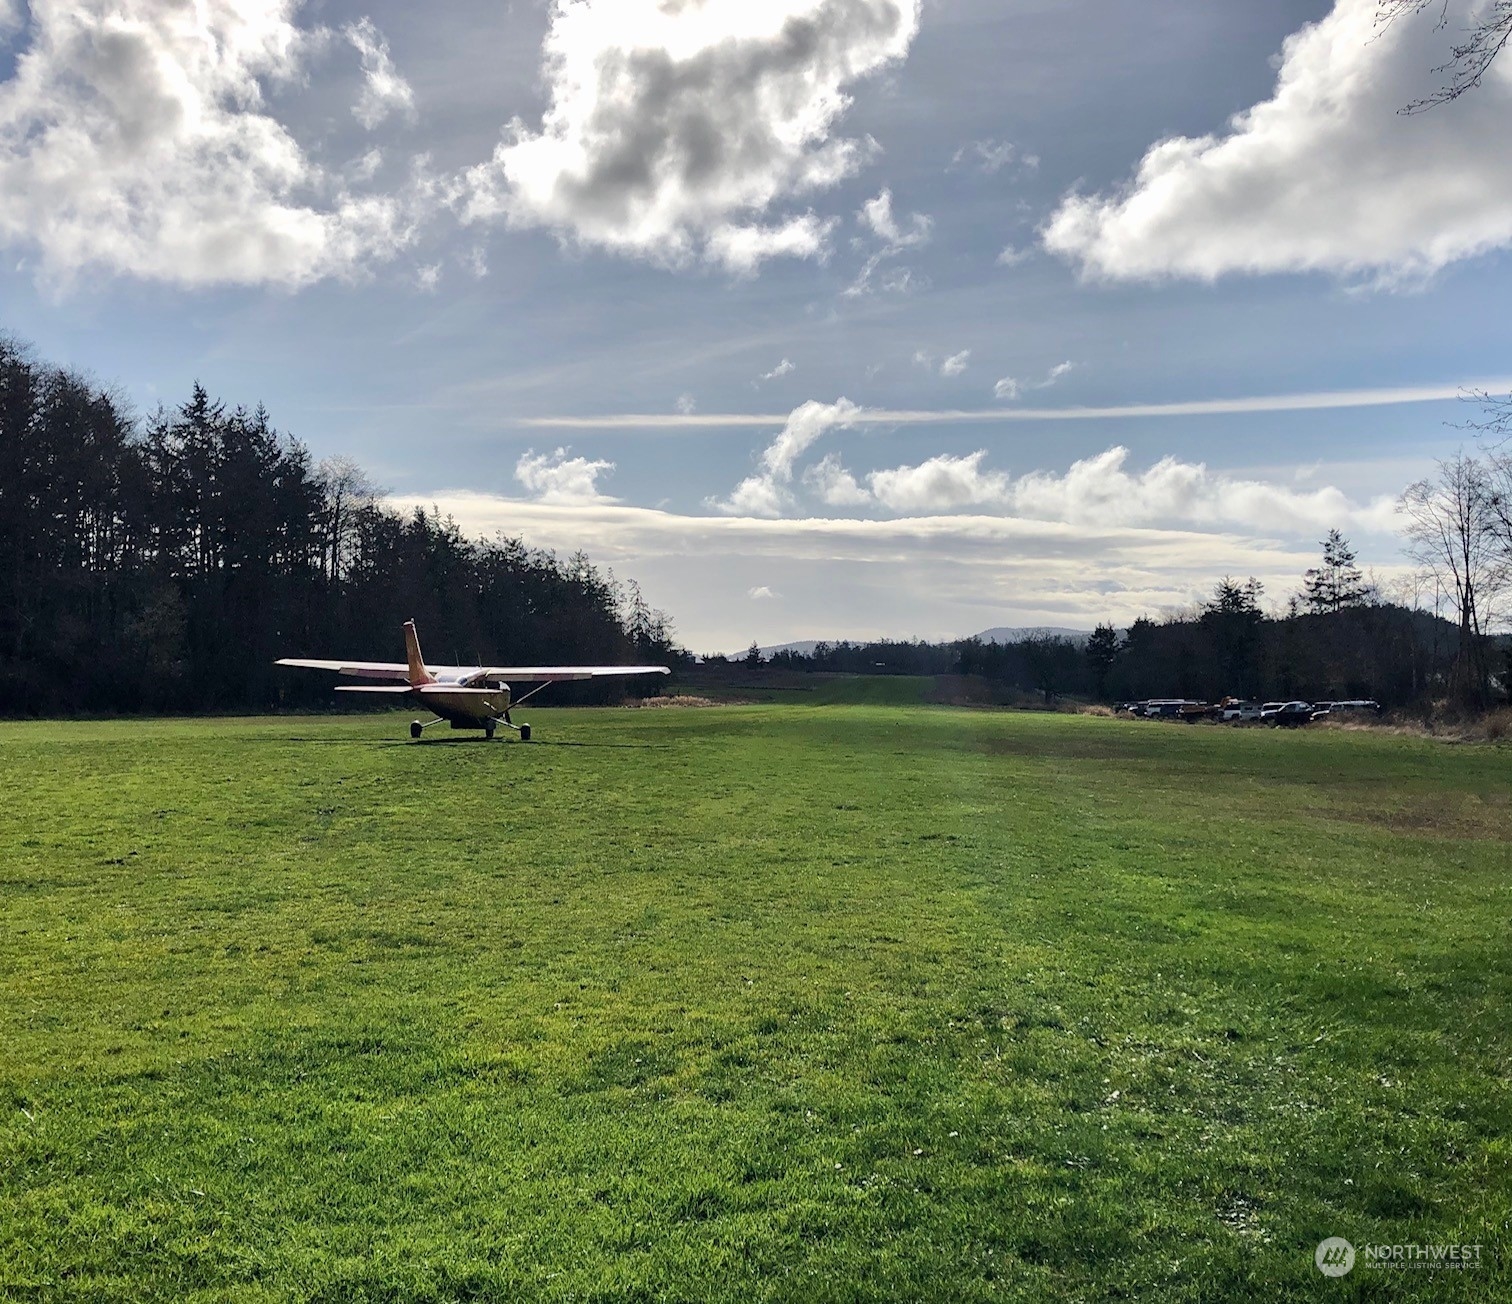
[
  {"xmin": 756, "ymin": 524, "xmax": 1507, "ymax": 710},
  {"xmin": 0, "ymin": 334, "xmax": 683, "ymax": 716}
]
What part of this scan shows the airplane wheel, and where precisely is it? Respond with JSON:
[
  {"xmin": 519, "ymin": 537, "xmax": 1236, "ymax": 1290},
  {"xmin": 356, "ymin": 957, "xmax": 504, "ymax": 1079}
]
[
  {"xmin": 520, "ymin": 724, "xmax": 532, "ymax": 742},
  {"xmin": 485, "ymin": 721, "xmax": 496, "ymax": 740},
  {"xmin": 410, "ymin": 721, "xmax": 422, "ymax": 739}
]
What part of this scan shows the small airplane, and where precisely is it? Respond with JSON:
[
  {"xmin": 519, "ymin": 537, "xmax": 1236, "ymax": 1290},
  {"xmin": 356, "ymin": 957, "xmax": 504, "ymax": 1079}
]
[{"xmin": 277, "ymin": 620, "xmax": 669, "ymax": 740}]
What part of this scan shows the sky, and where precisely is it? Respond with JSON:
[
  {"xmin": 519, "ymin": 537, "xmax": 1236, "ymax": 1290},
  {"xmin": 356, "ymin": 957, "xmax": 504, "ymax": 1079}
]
[{"xmin": 3, "ymin": 0, "xmax": 1511, "ymax": 652}]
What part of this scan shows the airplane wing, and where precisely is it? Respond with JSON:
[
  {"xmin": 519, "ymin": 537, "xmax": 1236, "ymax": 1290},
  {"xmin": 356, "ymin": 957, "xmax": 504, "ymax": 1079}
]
[
  {"xmin": 279, "ymin": 658, "xmax": 669, "ymax": 683},
  {"xmin": 333, "ymin": 684, "xmax": 415, "ymax": 694},
  {"xmin": 276, "ymin": 659, "xmax": 411, "ymax": 681},
  {"xmin": 473, "ymin": 665, "xmax": 671, "ymax": 682}
]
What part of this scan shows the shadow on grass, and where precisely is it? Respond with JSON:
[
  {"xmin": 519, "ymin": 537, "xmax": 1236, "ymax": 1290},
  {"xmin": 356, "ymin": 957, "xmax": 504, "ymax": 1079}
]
[
  {"xmin": 245, "ymin": 734, "xmax": 666, "ymax": 750},
  {"xmin": 410, "ymin": 736, "xmax": 665, "ymax": 750}
]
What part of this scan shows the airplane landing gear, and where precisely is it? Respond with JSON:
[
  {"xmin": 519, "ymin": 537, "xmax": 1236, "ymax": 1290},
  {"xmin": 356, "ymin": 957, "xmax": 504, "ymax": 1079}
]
[
  {"xmin": 520, "ymin": 724, "xmax": 532, "ymax": 742},
  {"xmin": 410, "ymin": 721, "xmax": 422, "ymax": 739},
  {"xmin": 484, "ymin": 720, "xmax": 496, "ymax": 740}
]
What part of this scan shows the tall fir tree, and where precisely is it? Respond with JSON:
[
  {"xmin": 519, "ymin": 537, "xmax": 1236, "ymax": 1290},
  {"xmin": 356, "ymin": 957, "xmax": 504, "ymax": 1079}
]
[
  {"xmin": 1085, "ymin": 623, "xmax": 1120, "ymax": 699},
  {"xmin": 1302, "ymin": 530, "xmax": 1367, "ymax": 613}
]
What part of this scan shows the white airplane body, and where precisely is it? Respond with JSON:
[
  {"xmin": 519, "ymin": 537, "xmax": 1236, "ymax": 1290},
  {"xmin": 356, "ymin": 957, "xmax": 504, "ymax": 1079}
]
[{"xmin": 278, "ymin": 620, "xmax": 669, "ymax": 740}]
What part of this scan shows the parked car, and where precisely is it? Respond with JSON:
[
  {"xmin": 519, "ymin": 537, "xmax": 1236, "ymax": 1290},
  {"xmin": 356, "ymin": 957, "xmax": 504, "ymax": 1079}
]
[
  {"xmin": 1142, "ymin": 699, "xmax": 1204, "ymax": 719},
  {"xmin": 1221, "ymin": 701, "xmax": 1263, "ymax": 721},
  {"xmin": 1262, "ymin": 701, "xmax": 1313, "ymax": 727}
]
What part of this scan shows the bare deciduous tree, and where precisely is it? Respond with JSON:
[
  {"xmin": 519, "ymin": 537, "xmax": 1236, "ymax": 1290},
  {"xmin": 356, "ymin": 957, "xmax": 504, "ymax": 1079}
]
[
  {"xmin": 317, "ymin": 454, "xmax": 380, "ymax": 585},
  {"xmin": 1379, "ymin": 0, "xmax": 1512, "ymax": 109},
  {"xmin": 1486, "ymin": 447, "xmax": 1512, "ymax": 566},
  {"xmin": 1399, "ymin": 453, "xmax": 1508, "ymax": 705}
]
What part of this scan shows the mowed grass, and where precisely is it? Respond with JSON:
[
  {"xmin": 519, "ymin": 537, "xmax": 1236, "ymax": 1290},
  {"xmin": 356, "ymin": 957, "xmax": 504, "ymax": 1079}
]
[{"xmin": 1, "ymin": 707, "xmax": 1509, "ymax": 1302}]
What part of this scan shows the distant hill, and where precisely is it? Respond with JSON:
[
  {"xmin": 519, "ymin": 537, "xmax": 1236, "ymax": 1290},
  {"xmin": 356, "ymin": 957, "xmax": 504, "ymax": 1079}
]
[
  {"xmin": 757, "ymin": 639, "xmax": 825, "ymax": 657},
  {"xmin": 973, "ymin": 626, "xmax": 1095, "ymax": 645}
]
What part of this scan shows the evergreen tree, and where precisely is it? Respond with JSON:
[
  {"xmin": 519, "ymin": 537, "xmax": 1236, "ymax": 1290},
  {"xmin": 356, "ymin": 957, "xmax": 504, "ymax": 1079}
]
[
  {"xmin": 1302, "ymin": 530, "xmax": 1367, "ymax": 613},
  {"xmin": 0, "ymin": 334, "xmax": 684, "ymax": 715},
  {"xmin": 1202, "ymin": 576, "xmax": 1266, "ymax": 696},
  {"xmin": 1085, "ymin": 623, "xmax": 1119, "ymax": 699}
]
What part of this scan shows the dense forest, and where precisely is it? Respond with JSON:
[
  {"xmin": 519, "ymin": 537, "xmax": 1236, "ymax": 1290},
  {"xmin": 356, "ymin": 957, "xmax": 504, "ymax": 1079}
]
[{"xmin": 0, "ymin": 335, "xmax": 683, "ymax": 716}]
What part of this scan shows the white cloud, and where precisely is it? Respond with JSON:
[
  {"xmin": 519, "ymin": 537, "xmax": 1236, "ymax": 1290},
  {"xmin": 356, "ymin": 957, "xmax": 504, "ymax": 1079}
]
[
  {"xmin": 346, "ymin": 17, "xmax": 416, "ymax": 131},
  {"xmin": 415, "ymin": 262, "xmax": 441, "ymax": 292},
  {"xmin": 853, "ymin": 444, "xmax": 1398, "ymax": 532},
  {"xmin": 859, "ymin": 188, "xmax": 926, "ymax": 245},
  {"xmin": 713, "ymin": 397, "xmax": 862, "ymax": 515},
  {"xmin": 758, "ymin": 358, "xmax": 796, "ymax": 382},
  {"xmin": 996, "ymin": 243, "xmax": 1031, "ymax": 267},
  {"xmin": 846, "ymin": 186, "xmax": 932, "ymax": 294},
  {"xmin": 718, "ymin": 473, "xmax": 790, "ymax": 518},
  {"xmin": 993, "ymin": 360, "xmax": 1073, "ymax": 401},
  {"xmin": 868, "ymin": 451, "xmax": 1010, "ymax": 511},
  {"xmin": 462, "ymin": 0, "xmax": 921, "ymax": 275},
  {"xmin": 748, "ymin": 585, "xmax": 779, "ymax": 600},
  {"xmin": 0, "ymin": 0, "xmax": 418, "ymax": 287},
  {"xmin": 914, "ymin": 347, "xmax": 971, "ymax": 378},
  {"xmin": 0, "ymin": 0, "xmax": 22, "ymax": 37},
  {"xmin": 951, "ymin": 137, "xmax": 1035, "ymax": 176},
  {"xmin": 804, "ymin": 452, "xmax": 871, "ymax": 505},
  {"xmin": 1006, "ymin": 445, "xmax": 1401, "ymax": 534},
  {"xmin": 515, "ymin": 447, "xmax": 618, "ymax": 503},
  {"xmin": 789, "ymin": 439, "xmax": 1402, "ymax": 534},
  {"xmin": 1043, "ymin": 0, "xmax": 1512, "ymax": 284},
  {"xmin": 348, "ymin": 148, "xmax": 385, "ymax": 183},
  {"xmin": 675, "ymin": 393, "xmax": 697, "ymax": 415},
  {"xmin": 703, "ymin": 213, "xmax": 837, "ymax": 276}
]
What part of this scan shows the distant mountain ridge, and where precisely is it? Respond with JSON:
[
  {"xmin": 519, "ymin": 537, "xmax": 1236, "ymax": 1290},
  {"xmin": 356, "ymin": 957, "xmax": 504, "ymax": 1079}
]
[{"xmin": 755, "ymin": 626, "xmax": 1096, "ymax": 657}]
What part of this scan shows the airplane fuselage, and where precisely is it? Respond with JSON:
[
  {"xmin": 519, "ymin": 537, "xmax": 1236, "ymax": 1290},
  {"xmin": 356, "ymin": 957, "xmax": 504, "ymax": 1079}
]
[{"xmin": 415, "ymin": 678, "xmax": 511, "ymax": 728}]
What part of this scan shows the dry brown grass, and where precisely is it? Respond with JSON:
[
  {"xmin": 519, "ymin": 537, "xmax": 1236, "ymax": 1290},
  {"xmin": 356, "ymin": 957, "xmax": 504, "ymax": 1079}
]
[
  {"xmin": 1483, "ymin": 707, "xmax": 1512, "ymax": 742},
  {"xmin": 1311, "ymin": 706, "xmax": 1512, "ymax": 744},
  {"xmin": 622, "ymin": 694, "xmax": 747, "ymax": 709}
]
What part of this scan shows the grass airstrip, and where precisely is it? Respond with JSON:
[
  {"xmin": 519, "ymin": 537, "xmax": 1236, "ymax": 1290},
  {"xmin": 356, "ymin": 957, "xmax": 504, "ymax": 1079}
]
[{"xmin": 1, "ymin": 702, "xmax": 1509, "ymax": 1301}]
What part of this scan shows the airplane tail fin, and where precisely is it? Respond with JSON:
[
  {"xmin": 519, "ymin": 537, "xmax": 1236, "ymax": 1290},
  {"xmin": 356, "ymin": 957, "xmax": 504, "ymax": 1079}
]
[{"xmin": 403, "ymin": 620, "xmax": 434, "ymax": 686}]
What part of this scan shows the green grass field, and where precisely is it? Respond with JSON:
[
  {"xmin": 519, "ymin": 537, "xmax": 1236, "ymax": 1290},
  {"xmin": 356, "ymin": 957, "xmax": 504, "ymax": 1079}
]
[{"xmin": 2, "ymin": 706, "xmax": 1508, "ymax": 1301}]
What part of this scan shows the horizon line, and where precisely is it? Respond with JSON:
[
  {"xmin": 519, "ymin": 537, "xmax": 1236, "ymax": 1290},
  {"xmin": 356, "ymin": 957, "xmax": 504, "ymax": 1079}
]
[{"xmin": 519, "ymin": 379, "xmax": 1512, "ymax": 429}]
